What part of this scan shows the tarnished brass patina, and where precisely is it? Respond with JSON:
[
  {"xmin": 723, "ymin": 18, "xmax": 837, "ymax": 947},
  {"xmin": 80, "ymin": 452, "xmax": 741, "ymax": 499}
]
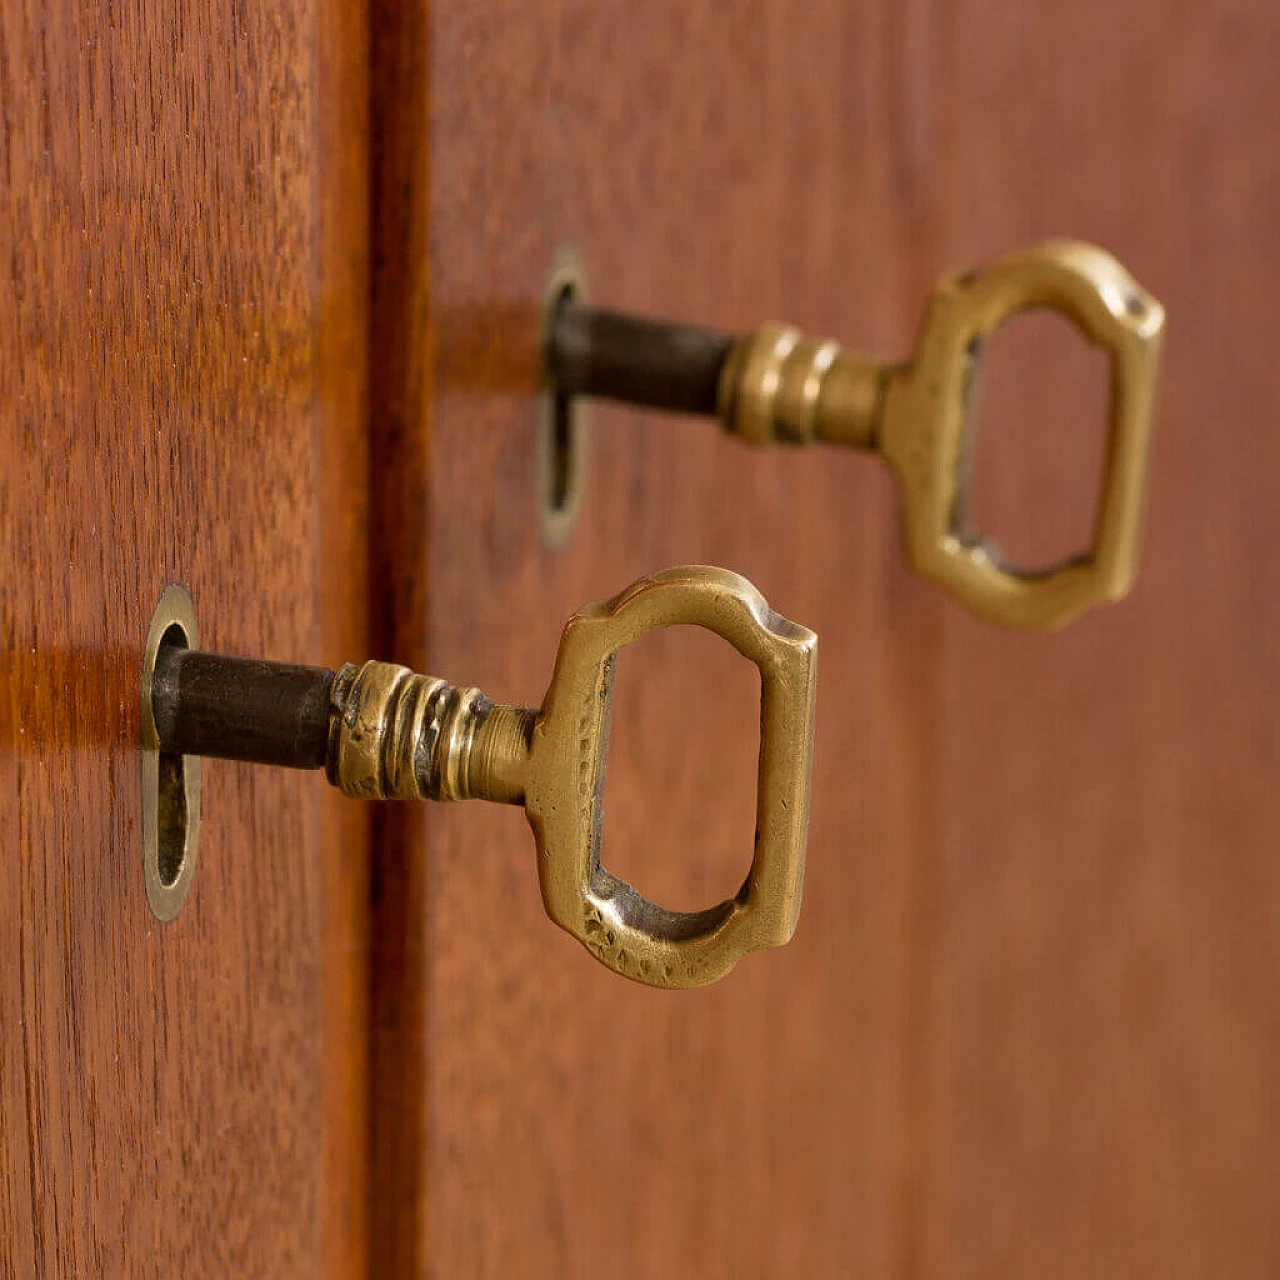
[
  {"xmin": 326, "ymin": 566, "xmax": 817, "ymax": 987},
  {"xmin": 717, "ymin": 242, "xmax": 1164, "ymax": 629}
]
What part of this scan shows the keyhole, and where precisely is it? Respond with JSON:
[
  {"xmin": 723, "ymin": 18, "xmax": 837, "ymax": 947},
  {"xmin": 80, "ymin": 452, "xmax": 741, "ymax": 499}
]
[
  {"xmin": 142, "ymin": 585, "xmax": 202, "ymax": 921},
  {"xmin": 154, "ymin": 625, "xmax": 191, "ymax": 889},
  {"xmin": 538, "ymin": 248, "xmax": 590, "ymax": 550}
]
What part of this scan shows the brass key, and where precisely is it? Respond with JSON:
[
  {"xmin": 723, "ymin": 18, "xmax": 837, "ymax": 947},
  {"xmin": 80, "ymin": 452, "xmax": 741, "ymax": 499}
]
[
  {"xmin": 548, "ymin": 241, "xmax": 1164, "ymax": 630},
  {"xmin": 145, "ymin": 567, "xmax": 817, "ymax": 988}
]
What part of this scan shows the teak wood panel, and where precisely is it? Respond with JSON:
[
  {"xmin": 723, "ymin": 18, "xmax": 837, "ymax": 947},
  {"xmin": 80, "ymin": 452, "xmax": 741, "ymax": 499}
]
[
  {"xmin": 0, "ymin": 1, "xmax": 369, "ymax": 1276},
  {"xmin": 1, "ymin": 1, "xmax": 1276, "ymax": 1278},
  {"xmin": 921, "ymin": 4, "xmax": 1280, "ymax": 1276},
  {"xmin": 369, "ymin": 2, "xmax": 1280, "ymax": 1278},
  {"xmin": 372, "ymin": 4, "xmax": 941, "ymax": 1276}
]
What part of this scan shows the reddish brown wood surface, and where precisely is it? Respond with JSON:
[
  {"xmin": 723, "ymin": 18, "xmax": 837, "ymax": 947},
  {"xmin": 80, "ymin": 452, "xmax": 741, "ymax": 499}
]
[
  {"xmin": 364, "ymin": 2, "xmax": 1280, "ymax": 1277},
  {"xmin": 374, "ymin": 5, "xmax": 939, "ymax": 1276},
  {"xmin": 3, "ymin": 2, "xmax": 1276, "ymax": 1278},
  {"xmin": 0, "ymin": 2, "xmax": 369, "ymax": 1276},
  {"xmin": 920, "ymin": 5, "xmax": 1280, "ymax": 1276}
]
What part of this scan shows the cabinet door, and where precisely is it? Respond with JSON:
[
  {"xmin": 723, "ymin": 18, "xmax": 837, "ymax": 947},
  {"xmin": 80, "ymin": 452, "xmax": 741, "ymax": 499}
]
[
  {"xmin": 368, "ymin": 3, "xmax": 1280, "ymax": 1277},
  {"xmin": 0, "ymin": 2, "xmax": 369, "ymax": 1275},
  {"xmin": 4, "ymin": 4, "xmax": 1276, "ymax": 1279},
  {"xmin": 368, "ymin": 4, "xmax": 963, "ymax": 1276}
]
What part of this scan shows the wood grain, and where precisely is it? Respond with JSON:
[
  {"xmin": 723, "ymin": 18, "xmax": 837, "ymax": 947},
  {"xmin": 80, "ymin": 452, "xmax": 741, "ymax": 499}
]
[
  {"xmin": 4, "ymin": 2, "xmax": 1275, "ymax": 1277},
  {"xmin": 918, "ymin": 4, "xmax": 1280, "ymax": 1277},
  {"xmin": 366, "ymin": 2, "xmax": 1280, "ymax": 1277},
  {"xmin": 0, "ymin": 1, "xmax": 369, "ymax": 1276},
  {"xmin": 370, "ymin": 4, "xmax": 942, "ymax": 1276}
]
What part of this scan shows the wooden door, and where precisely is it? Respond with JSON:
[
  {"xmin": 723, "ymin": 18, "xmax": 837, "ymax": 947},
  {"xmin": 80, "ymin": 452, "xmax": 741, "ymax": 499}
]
[
  {"xmin": 376, "ymin": 3, "xmax": 1280, "ymax": 1277},
  {"xmin": 3, "ymin": 2, "xmax": 1277, "ymax": 1279},
  {"xmin": 0, "ymin": 1, "xmax": 369, "ymax": 1274}
]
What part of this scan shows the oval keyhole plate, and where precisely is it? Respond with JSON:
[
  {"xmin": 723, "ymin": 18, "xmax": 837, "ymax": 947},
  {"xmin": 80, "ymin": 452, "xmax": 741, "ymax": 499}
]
[{"xmin": 141, "ymin": 584, "xmax": 202, "ymax": 921}]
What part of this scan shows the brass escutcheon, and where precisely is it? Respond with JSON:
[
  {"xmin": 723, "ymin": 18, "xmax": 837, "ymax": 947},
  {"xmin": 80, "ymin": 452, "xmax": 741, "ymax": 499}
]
[{"xmin": 141, "ymin": 584, "xmax": 202, "ymax": 921}]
